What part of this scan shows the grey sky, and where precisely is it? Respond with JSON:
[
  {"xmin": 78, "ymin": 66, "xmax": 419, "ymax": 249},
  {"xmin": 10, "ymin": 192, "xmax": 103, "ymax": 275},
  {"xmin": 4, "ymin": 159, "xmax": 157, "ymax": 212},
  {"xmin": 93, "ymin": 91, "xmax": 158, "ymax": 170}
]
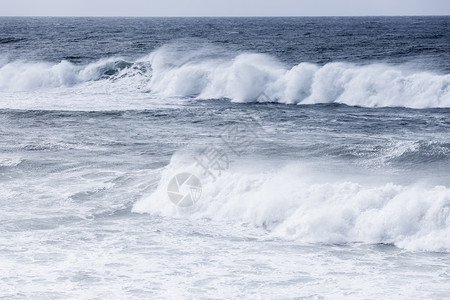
[{"xmin": 1, "ymin": 0, "xmax": 450, "ymax": 17}]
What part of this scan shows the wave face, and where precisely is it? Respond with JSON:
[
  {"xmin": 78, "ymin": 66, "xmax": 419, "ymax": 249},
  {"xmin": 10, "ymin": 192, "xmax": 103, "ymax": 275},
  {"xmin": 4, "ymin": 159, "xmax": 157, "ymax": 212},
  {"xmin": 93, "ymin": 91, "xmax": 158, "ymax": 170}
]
[
  {"xmin": 133, "ymin": 154, "xmax": 450, "ymax": 252},
  {"xmin": 0, "ymin": 57, "xmax": 142, "ymax": 91},
  {"xmin": 147, "ymin": 45, "xmax": 450, "ymax": 108},
  {"xmin": 1, "ymin": 44, "xmax": 450, "ymax": 108}
]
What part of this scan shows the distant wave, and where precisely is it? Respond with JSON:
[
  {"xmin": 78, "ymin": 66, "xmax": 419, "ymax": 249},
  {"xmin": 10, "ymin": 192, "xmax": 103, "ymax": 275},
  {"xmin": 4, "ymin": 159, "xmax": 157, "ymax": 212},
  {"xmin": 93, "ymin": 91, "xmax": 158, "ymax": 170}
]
[
  {"xmin": 0, "ymin": 37, "xmax": 26, "ymax": 44},
  {"xmin": 133, "ymin": 153, "xmax": 450, "ymax": 252},
  {"xmin": 1, "ymin": 43, "xmax": 450, "ymax": 108}
]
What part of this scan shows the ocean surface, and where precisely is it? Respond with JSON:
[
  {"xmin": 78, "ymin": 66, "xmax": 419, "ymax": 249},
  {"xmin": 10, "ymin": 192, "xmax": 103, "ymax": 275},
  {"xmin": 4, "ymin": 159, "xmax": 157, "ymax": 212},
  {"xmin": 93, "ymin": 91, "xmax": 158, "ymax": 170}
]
[{"xmin": 1, "ymin": 17, "xmax": 450, "ymax": 299}]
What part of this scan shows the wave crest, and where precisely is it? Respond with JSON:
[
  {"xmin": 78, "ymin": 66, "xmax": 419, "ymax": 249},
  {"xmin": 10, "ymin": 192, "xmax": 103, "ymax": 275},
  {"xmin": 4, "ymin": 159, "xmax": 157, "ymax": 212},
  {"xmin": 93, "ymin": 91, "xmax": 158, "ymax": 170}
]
[
  {"xmin": 0, "ymin": 57, "xmax": 139, "ymax": 91},
  {"xmin": 147, "ymin": 45, "xmax": 450, "ymax": 108},
  {"xmin": 1, "ymin": 44, "xmax": 450, "ymax": 108},
  {"xmin": 133, "ymin": 154, "xmax": 450, "ymax": 252}
]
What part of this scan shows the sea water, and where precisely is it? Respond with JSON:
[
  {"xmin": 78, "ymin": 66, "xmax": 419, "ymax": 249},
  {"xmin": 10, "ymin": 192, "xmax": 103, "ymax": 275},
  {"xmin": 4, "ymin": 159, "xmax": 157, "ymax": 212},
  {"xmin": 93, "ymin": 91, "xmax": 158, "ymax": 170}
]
[{"xmin": 0, "ymin": 17, "xmax": 449, "ymax": 299}]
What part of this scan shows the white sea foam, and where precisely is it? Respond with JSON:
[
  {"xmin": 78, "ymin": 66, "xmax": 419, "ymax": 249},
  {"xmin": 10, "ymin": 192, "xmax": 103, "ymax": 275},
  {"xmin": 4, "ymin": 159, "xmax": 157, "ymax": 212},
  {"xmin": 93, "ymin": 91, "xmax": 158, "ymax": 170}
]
[
  {"xmin": 0, "ymin": 157, "xmax": 22, "ymax": 167},
  {"xmin": 133, "ymin": 153, "xmax": 450, "ymax": 252},
  {"xmin": 0, "ymin": 57, "xmax": 134, "ymax": 91},
  {"xmin": 146, "ymin": 45, "xmax": 450, "ymax": 108},
  {"xmin": 1, "ymin": 45, "xmax": 450, "ymax": 108}
]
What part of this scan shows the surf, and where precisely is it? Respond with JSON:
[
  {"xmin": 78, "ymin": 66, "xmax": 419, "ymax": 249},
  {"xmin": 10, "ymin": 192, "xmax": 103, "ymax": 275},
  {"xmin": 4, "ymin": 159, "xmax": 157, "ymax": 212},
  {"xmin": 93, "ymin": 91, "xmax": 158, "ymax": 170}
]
[
  {"xmin": 1, "ymin": 43, "xmax": 449, "ymax": 108},
  {"xmin": 133, "ymin": 153, "xmax": 450, "ymax": 252}
]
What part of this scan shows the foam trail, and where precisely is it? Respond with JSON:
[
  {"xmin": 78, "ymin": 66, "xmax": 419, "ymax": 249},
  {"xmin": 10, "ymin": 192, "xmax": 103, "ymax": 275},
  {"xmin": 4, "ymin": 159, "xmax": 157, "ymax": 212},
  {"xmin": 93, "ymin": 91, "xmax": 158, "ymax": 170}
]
[{"xmin": 133, "ymin": 154, "xmax": 450, "ymax": 252}]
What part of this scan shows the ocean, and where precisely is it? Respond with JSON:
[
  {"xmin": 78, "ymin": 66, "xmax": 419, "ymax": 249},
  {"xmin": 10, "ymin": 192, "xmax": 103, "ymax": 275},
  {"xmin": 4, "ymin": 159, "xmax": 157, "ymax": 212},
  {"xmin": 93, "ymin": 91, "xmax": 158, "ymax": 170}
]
[{"xmin": 0, "ymin": 17, "xmax": 449, "ymax": 299}]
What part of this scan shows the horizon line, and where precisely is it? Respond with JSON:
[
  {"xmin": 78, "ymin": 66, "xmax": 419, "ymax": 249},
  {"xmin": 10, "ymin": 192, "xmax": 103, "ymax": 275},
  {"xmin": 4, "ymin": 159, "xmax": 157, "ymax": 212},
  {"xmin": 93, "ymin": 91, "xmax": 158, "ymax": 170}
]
[{"xmin": 1, "ymin": 14, "xmax": 449, "ymax": 18}]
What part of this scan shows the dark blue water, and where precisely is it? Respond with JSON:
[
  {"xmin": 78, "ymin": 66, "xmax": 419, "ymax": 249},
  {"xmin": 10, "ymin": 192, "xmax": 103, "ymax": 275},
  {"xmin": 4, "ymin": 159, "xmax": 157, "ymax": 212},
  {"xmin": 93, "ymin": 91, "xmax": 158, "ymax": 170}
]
[{"xmin": 1, "ymin": 17, "xmax": 449, "ymax": 70}]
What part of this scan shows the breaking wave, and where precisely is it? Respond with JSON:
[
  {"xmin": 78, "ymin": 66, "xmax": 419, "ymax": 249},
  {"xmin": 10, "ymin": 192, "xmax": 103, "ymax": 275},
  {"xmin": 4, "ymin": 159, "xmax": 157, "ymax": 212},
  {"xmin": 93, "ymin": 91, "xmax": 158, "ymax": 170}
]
[
  {"xmin": 133, "ymin": 154, "xmax": 450, "ymax": 252},
  {"xmin": 0, "ymin": 57, "xmax": 146, "ymax": 91},
  {"xmin": 1, "ymin": 43, "xmax": 450, "ymax": 108}
]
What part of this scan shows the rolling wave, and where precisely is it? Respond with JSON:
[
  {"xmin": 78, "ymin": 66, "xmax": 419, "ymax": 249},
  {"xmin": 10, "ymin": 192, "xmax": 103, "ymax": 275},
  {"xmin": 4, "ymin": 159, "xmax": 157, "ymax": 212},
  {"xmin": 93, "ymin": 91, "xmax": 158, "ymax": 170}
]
[
  {"xmin": 133, "ymin": 154, "xmax": 450, "ymax": 252},
  {"xmin": 0, "ymin": 57, "xmax": 144, "ymax": 91},
  {"xmin": 1, "ymin": 44, "xmax": 450, "ymax": 108}
]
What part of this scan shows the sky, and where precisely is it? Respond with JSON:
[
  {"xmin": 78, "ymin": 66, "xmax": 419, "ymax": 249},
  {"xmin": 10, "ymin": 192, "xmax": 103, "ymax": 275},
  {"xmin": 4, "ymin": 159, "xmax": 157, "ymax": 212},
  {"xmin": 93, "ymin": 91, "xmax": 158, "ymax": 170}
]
[{"xmin": 1, "ymin": 0, "xmax": 450, "ymax": 17}]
